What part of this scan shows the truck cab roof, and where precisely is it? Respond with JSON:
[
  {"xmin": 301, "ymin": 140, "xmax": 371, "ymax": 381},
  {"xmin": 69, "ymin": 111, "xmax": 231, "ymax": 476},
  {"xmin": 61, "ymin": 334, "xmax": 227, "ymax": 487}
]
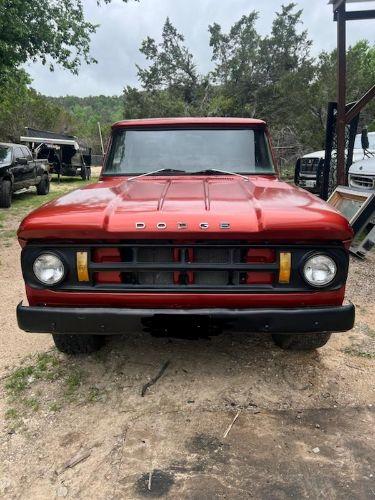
[{"xmin": 112, "ymin": 117, "xmax": 266, "ymax": 129}]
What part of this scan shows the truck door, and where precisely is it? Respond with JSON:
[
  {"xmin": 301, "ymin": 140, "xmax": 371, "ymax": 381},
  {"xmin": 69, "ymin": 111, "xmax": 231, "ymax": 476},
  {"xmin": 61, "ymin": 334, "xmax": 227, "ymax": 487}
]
[
  {"xmin": 12, "ymin": 147, "xmax": 26, "ymax": 187},
  {"xmin": 13, "ymin": 146, "xmax": 35, "ymax": 186},
  {"xmin": 22, "ymin": 146, "xmax": 37, "ymax": 183}
]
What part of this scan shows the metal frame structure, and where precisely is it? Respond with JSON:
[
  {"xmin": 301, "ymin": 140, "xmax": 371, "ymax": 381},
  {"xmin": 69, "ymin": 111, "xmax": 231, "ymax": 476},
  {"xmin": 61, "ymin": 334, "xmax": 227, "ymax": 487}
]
[
  {"xmin": 329, "ymin": 0, "xmax": 375, "ymax": 185},
  {"xmin": 320, "ymin": 101, "xmax": 359, "ymax": 199}
]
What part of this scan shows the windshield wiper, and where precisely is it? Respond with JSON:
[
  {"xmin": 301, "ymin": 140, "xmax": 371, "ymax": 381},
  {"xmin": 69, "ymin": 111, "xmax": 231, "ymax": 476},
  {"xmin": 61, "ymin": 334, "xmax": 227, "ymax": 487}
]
[
  {"xmin": 192, "ymin": 169, "xmax": 249, "ymax": 182},
  {"xmin": 128, "ymin": 168, "xmax": 186, "ymax": 181}
]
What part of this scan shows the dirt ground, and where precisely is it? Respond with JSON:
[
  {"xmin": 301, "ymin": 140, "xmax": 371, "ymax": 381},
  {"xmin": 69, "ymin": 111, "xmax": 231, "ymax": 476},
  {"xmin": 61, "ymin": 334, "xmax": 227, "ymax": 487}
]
[{"xmin": 0, "ymin": 178, "xmax": 374, "ymax": 499}]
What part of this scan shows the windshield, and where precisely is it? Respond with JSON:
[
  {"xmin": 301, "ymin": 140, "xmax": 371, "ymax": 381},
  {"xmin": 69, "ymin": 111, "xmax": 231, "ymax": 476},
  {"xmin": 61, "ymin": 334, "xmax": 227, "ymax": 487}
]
[
  {"xmin": 354, "ymin": 132, "xmax": 375, "ymax": 150},
  {"xmin": 104, "ymin": 129, "xmax": 275, "ymax": 175},
  {"xmin": 0, "ymin": 146, "xmax": 11, "ymax": 164}
]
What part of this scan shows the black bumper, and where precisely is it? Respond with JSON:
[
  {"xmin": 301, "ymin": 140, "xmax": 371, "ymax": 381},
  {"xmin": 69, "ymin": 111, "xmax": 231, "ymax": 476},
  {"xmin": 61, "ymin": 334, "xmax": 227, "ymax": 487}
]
[{"xmin": 17, "ymin": 302, "xmax": 355, "ymax": 335}]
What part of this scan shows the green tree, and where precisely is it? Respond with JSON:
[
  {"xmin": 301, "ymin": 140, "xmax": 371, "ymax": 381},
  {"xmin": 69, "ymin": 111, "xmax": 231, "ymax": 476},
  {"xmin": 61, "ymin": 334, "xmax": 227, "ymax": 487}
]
[
  {"xmin": 0, "ymin": 0, "xmax": 137, "ymax": 79},
  {"xmin": 307, "ymin": 40, "xmax": 375, "ymax": 148},
  {"xmin": 258, "ymin": 3, "xmax": 312, "ymax": 85},
  {"xmin": 0, "ymin": 70, "xmax": 72, "ymax": 142},
  {"xmin": 137, "ymin": 17, "xmax": 199, "ymax": 105},
  {"xmin": 125, "ymin": 18, "xmax": 212, "ymax": 118},
  {"xmin": 208, "ymin": 12, "xmax": 260, "ymax": 116}
]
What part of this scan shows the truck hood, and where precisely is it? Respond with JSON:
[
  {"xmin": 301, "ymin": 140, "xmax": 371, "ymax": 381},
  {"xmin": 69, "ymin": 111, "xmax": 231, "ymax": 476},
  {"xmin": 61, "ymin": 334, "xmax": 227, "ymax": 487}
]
[
  {"xmin": 303, "ymin": 149, "xmax": 371, "ymax": 164},
  {"xmin": 18, "ymin": 175, "xmax": 352, "ymax": 242},
  {"xmin": 349, "ymin": 157, "xmax": 375, "ymax": 175}
]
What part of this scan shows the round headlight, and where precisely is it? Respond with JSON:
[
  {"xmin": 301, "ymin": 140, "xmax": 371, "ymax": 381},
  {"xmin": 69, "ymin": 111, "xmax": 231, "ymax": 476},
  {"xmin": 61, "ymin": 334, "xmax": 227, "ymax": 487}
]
[
  {"xmin": 33, "ymin": 253, "xmax": 65, "ymax": 285},
  {"xmin": 303, "ymin": 254, "xmax": 337, "ymax": 287}
]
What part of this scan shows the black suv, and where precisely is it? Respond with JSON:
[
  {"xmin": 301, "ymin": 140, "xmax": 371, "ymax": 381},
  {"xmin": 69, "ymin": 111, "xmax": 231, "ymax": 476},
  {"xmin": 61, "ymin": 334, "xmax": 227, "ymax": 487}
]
[{"xmin": 0, "ymin": 143, "xmax": 50, "ymax": 208}]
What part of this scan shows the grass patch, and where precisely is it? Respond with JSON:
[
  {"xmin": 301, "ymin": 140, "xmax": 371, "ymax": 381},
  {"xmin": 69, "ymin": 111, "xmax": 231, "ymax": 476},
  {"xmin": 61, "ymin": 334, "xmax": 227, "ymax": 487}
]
[
  {"xmin": 48, "ymin": 402, "xmax": 62, "ymax": 413},
  {"xmin": 3, "ymin": 351, "xmax": 90, "ymax": 425},
  {"xmin": 0, "ymin": 229, "xmax": 17, "ymax": 240},
  {"xmin": 4, "ymin": 408, "xmax": 19, "ymax": 420},
  {"xmin": 87, "ymin": 386, "xmax": 107, "ymax": 403},
  {"xmin": 5, "ymin": 352, "xmax": 61, "ymax": 396},
  {"xmin": 65, "ymin": 368, "xmax": 84, "ymax": 396},
  {"xmin": 343, "ymin": 346, "xmax": 375, "ymax": 359},
  {"xmin": 23, "ymin": 397, "xmax": 40, "ymax": 411}
]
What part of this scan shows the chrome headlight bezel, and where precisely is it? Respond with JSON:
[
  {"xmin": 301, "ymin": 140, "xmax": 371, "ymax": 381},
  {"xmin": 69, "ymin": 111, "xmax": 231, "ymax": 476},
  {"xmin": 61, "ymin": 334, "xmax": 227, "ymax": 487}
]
[
  {"xmin": 33, "ymin": 252, "xmax": 66, "ymax": 286},
  {"xmin": 301, "ymin": 253, "xmax": 337, "ymax": 288}
]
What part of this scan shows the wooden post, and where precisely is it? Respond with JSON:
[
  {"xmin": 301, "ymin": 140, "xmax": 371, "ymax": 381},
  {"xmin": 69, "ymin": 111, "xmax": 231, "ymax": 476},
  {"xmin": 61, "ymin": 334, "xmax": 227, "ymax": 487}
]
[{"xmin": 336, "ymin": 1, "xmax": 347, "ymax": 186}]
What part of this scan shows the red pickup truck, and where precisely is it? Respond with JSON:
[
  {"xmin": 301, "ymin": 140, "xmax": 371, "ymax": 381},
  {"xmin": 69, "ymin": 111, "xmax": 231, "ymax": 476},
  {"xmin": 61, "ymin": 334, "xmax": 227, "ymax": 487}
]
[{"xmin": 17, "ymin": 118, "xmax": 355, "ymax": 354}]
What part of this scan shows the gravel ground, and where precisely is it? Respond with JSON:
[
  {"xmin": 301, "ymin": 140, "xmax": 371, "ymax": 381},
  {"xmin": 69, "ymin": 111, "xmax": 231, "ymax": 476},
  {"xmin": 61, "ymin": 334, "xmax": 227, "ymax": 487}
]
[{"xmin": 0, "ymin": 177, "xmax": 374, "ymax": 499}]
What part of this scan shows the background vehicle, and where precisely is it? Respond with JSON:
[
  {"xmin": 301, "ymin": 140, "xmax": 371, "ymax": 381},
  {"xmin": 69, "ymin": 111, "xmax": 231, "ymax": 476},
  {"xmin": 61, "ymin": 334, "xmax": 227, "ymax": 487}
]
[
  {"xmin": 17, "ymin": 118, "xmax": 354, "ymax": 355},
  {"xmin": 0, "ymin": 143, "xmax": 50, "ymax": 208},
  {"xmin": 20, "ymin": 128, "xmax": 92, "ymax": 180},
  {"xmin": 295, "ymin": 131, "xmax": 375, "ymax": 194},
  {"xmin": 349, "ymin": 156, "xmax": 375, "ymax": 190}
]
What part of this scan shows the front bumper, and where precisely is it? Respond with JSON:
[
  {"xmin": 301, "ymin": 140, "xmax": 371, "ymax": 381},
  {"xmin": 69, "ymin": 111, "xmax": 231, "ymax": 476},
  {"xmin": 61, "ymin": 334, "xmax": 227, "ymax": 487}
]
[{"xmin": 17, "ymin": 302, "xmax": 355, "ymax": 335}]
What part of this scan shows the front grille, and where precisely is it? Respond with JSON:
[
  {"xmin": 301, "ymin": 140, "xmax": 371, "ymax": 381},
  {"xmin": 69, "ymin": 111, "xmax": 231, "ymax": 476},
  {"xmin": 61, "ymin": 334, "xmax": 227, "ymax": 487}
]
[
  {"xmin": 300, "ymin": 158, "xmax": 320, "ymax": 174},
  {"xmin": 22, "ymin": 241, "xmax": 349, "ymax": 293},
  {"xmin": 91, "ymin": 243, "xmax": 277, "ymax": 290},
  {"xmin": 349, "ymin": 174, "xmax": 375, "ymax": 189}
]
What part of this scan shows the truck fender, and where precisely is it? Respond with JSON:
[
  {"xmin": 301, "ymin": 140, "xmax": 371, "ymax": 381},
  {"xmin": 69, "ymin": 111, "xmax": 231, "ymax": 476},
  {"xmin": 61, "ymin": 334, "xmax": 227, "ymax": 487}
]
[
  {"xmin": 36, "ymin": 162, "xmax": 49, "ymax": 178},
  {"xmin": 0, "ymin": 170, "xmax": 14, "ymax": 186}
]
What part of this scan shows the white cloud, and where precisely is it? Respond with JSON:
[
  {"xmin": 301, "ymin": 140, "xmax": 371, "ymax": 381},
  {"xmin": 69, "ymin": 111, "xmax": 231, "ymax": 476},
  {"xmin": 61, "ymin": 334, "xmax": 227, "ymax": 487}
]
[{"xmin": 25, "ymin": 0, "xmax": 375, "ymax": 97}]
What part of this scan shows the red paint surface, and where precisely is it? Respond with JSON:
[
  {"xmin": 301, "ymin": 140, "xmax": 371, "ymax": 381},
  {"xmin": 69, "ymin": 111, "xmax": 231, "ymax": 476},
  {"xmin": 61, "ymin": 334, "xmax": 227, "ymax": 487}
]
[
  {"xmin": 17, "ymin": 175, "xmax": 352, "ymax": 242},
  {"xmin": 26, "ymin": 285, "xmax": 345, "ymax": 308},
  {"xmin": 112, "ymin": 117, "xmax": 266, "ymax": 129}
]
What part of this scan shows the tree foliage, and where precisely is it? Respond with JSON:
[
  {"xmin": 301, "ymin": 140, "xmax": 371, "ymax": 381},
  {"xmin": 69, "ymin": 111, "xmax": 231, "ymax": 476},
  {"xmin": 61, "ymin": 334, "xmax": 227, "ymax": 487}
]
[
  {"xmin": 125, "ymin": 3, "xmax": 375, "ymax": 164},
  {"xmin": 0, "ymin": 70, "xmax": 72, "ymax": 142},
  {"xmin": 0, "ymin": 0, "xmax": 137, "ymax": 79},
  {"xmin": 0, "ymin": 1, "xmax": 374, "ymax": 164},
  {"xmin": 0, "ymin": 0, "xmax": 136, "ymax": 148}
]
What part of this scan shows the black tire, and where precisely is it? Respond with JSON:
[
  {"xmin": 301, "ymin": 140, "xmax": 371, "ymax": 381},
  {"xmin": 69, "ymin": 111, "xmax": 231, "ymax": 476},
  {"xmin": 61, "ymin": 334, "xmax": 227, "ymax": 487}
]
[
  {"xmin": 36, "ymin": 175, "xmax": 50, "ymax": 195},
  {"xmin": 52, "ymin": 334, "xmax": 105, "ymax": 355},
  {"xmin": 272, "ymin": 333, "xmax": 332, "ymax": 351},
  {"xmin": 0, "ymin": 180, "xmax": 12, "ymax": 208}
]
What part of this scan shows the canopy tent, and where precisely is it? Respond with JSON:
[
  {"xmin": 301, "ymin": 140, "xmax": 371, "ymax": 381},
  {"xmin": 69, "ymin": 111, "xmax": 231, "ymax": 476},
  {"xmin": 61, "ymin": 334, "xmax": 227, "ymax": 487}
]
[{"xmin": 20, "ymin": 128, "xmax": 79, "ymax": 149}]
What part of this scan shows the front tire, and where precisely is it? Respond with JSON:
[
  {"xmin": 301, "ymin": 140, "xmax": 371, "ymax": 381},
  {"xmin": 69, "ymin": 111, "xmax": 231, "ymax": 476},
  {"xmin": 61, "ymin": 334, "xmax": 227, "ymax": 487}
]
[
  {"xmin": 272, "ymin": 333, "xmax": 332, "ymax": 351},
  {"xmin": 52, "ymin": 334, "xmax": 105, "ymax": 355},
  {"xmin": 36, "ymin": 175, "xmax": 50, "ymax": 195},
  {"xmin": 0, "ymin": 180, "xmax": 12, "ymax": 208}
]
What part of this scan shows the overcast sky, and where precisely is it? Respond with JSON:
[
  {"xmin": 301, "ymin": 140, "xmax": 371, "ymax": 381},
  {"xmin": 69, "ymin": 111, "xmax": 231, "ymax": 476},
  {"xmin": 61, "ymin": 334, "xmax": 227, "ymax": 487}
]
[{"xmin": 25, "ymin": 0, "xmax": 375, "ymax": 97}]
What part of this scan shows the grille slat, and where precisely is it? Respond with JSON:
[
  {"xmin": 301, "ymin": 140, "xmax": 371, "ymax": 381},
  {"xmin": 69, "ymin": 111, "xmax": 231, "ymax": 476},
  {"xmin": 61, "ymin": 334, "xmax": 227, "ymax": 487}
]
[{"xmin": 90, "ymin": 262, "xmax": 278, "ymax": 271}]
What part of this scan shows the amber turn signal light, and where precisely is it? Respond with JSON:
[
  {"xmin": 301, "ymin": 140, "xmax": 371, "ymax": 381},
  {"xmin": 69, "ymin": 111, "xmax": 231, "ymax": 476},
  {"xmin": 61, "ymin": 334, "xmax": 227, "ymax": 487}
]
[
  {"xmin": 77, "ymin": 251, "xmax": 90, "ymax": 282},
  {"xmin": 279, "ymin": 252, "xmax": 291, "ymax": 284}
]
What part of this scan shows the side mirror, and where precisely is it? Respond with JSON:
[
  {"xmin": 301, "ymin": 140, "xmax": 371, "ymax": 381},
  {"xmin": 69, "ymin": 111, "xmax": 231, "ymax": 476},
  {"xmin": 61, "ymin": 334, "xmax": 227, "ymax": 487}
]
[
  {"xmin": 16, "ymin": 157, "xmax": 28, "ymax": 165},
  {"xmin": 361, "ymin": 129, "xmax": 369, "ymax": 151}
]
